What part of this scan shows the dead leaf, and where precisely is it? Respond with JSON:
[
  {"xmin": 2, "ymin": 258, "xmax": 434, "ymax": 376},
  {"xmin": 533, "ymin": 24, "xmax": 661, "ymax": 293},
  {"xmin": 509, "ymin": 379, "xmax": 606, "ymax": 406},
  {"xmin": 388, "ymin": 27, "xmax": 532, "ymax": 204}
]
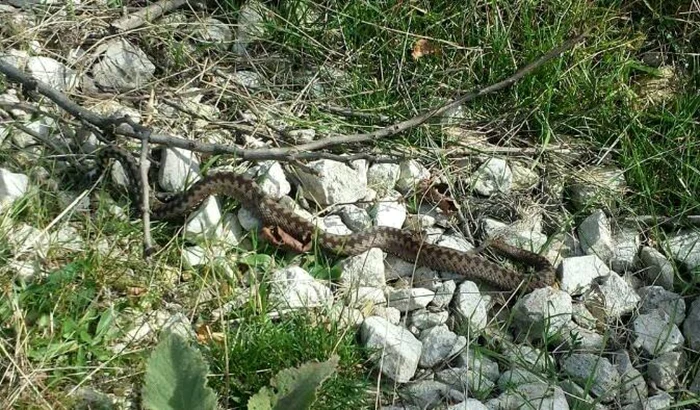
[
  {"xmin": 126, "ymin": 286, "xmax": 146, "ymax": 296},
  {"xmin": 262, "ymin": 226, "xmax": 313, "ymax": 252},
  {"xmin": 412, "ymin": 39, "xmax": 441, "ymax": 60},
  {"xmin": 418, "ymin": 178, "xmax": 458, "ymax": 215},
  {"xmin": 196, "ymin": 324, "xmax": 225, "ymax": 345}
]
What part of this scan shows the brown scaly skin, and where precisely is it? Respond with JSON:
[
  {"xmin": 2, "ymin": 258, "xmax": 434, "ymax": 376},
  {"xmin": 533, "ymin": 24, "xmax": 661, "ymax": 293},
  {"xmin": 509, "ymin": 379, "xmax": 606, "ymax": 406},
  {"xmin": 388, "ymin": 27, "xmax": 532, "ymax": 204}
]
[{"xmin": 97, "ymin": 145, "xmax": 557, "ymax": 293}]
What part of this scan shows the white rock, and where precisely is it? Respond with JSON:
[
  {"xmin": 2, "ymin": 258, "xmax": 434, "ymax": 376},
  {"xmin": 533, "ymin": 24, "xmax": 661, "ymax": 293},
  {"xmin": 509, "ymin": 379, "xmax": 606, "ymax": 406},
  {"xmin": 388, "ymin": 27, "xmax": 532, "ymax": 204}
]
[
  {"xmin": 578, "ymin": 209, "xmax": 615, "ymax": 262},
  {"xmin": 647, "ymin": 351, "xmax": 684, "ymax": 391},
  {"xmin": 497, "ymin": 367, "xmax": 542, "ymax": 389},
  {"xmin": 90, "ymin": 101, "xmax": 142, "ymax": 132},
  {"xmin": 26, "ymin": 56, "xmax": 79, "ymax": 91},
  {"xmin": 161, "ymin": 313, "xmax": 195, "ymax": 340},
  {"xmin": 386, "ymin": 287, "xmax": 434, "ymax": 312},
  {"xmin": 472, "ymin": 158, "xmax": 512, "ymax": 196},
  {"xmin": 233, "ymin": 0, "xmax": 267, "ymax": 55},
  {"xmin": 255, "ymin": 161, "xmax": 291, "ymax": 199},
  {"xmin": 418, "ymin": 324, "xmax": 466, "ymax": 368},
  {"xmin": 510, "ymin": 161, "xmax": 540, "ymax": 191},
  {"xmin": 435, "ymin": 234, "xmax": 474, "ymax": 252},
  {"xmin": 7, "ymin": 223, "xmax": 49, "ymax": 258},
  {"xmin": 323, "ymin": 215, "xmax": 353, "ymax": 235},
  {"xmin": 558, "ymin": 255, "xmax": 611, "ymax": 296},
  {"xmin": 346, "ymin": 286, "xmax": 386, "ymax": 308},
  {"xmin": 559, "ymin": 379, "xmax": 605, "ymax": 410},
  {"xmin": 446, "ymin": 398, "xmax": 488, "ymax": 410},
  {"xmin": 51, "ymin": 225, "xmax": 84, "ymax": 251},
  {"xmin": 367, "ymin": 163, "xmax": 400, "ymax": 195},
  {"xmin": 184, "ymin": 196, "xmax": 222, "ymax": 241},
  {"xmin": 620, "ymin": 392, "xmax": 672, "ymax": 410},
  {"xmin": 396, "ymin": 159, "xmax": 430, "ymax": 192},
  {"xmin": 421, "ymin": 226, "xmax": 446, "ymax": 245},
  {"xmin": 0, "ymin": 168, "xmax": 29, "ymax": 212},
  {"xmin": 402, "ymin": 380, "xmax": 464, "ymax": 408},
  {"xmin": 487, "ymin": 382, "xmax": 569, "ymax": 410},
  {"xmin": 295, "ymin": 159, "xmax": 367, "ymax": 206},
  {"xmin": 596, "ymin": 271, "xmax": 641, "ymax": 318},
  {"xmin": 106, "ymin": 158, "xmax": 131, "ymax": 193},
  {"xmin": 567, "ymin": 165, "xmax": 626, "ymax": 211},
  {"xmin": 0, "ymin": 48, "xmax": 30, "ymax": 71},
  {"xmin": 482, "ymin": 218, "xmax": 548, "ymax": 254},
  {"xmin": 455, "ymin": 348, "xmax": 500, "ymax": 382},
  {"xmin": 216, "ymin": 212, "xmax": 245, "ymax": 247},
  {"xmin": 639, "ymin": 246, "xmax": 675, "ymax": 289},
  {"xmin": 436, "ymin": 367, "xmax": 495, "ymax": 399},
  {"xmin": 9, "ymin": 259, "xmax": 41, "ymax": 282},
  {"xmin": 611, "ymin": 350, "xmax": 648, "ymax": 404},
  {"xmin": 556, "ymin": 321, "xmax": 605, "ymax": 351},
  {"xmin": 452, "ymin": 281, "xmax": 488, "ymax": 333},
  {"xmin": 92, "ymin": 39, "xmax": 155, "ymax": 91},
  {"xmin": 360, "ymin": 316, "xmax": 422, "ymax": 383},
  {"xmin": 512, "ymin": 287, "xmax": 572, "ymax": 340},
  {"xmin": 237, "ymin": 206, "xmax": 261, "ymax": 231},
  {"xmin": 192, "ymin": 17, "xmax": 232, "ymax": 48},
  {"xmin": 268, "ymin": 266, "xmax": 333, "ymax": 310},
  {"xmin": 682, "ymin": 297, "xmax": 700, "ymax": 351},
  {"xmin": 372, "ymin": 192, "xmax": 407, "ymax": 229},
  {"xmin": 560, "ymin": 353, "xmax": 620, "ymax": 402},
  {"xmin": 544, "ymin": 232, "xmax": 583, "ymax": 264},
  {"xmin": 403, "ymin": 212, "xmax": 437, "ymax": 232},
  {"xmin": 571, "ymin": 303, "xmax": 598, "ymax": 330},
  {"xmin": 0, "ymin": 90, "xmax": 28, "ymax": 120},
  {"xmin": 339, "ymin": 248, "xmax": 385, "ymax": 288},
  {"xmin": 610, "ymin": 228, "xmax": 641, "ymax": 273},
  {"xmin": 111, "ymin": 314, "xmax": 155, "ymax": 353},
  {"xmin": 370, "ymin": 306, "xmax": 401, "ymax": 325},
  {"xmin": 13, "ymin": 117, "xmax": 54, "ymax": 148},
  {"xmin": 338, "ymin": 205, "xmax": 372, "ymax": 231},
  {"xmin": 666, "ymin": 230, "xmax": 700, "ymax": 271},
  {"xmin": 158, "ymin": 147, "xmax": 201, "ymax": 192},
  {"xmin": 637, "ymin": 286, "xmax": 685, "ymax": 325},
  {"xmin": 431, "ymin": 280, "xmax": 456, "ymax": 309},
  {"xmin": 408, "ymin": 309, "xmax": 449, "ymax": 330},
  {"xmin": 182, "ymin": 246, "xmax": 221, "ymax": 270},
  {"xmin": 632, "ymin": 309, "xmax": 684, "ymax": 356},
  {"xmin": 384, "ymin": 255, "xmax": 441, "ymax": 289},
  {"xmin": 502, "ymin": 345, "xmax": 552, "ymax": 372}
]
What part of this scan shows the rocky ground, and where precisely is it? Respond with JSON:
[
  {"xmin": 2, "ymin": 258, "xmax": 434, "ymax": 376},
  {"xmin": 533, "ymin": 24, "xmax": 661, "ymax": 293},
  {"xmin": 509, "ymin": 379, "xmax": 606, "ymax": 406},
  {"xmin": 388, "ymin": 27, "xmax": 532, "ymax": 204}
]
[{"xmin": 1, "ymin": 1, "xmax": 699, "ymax": 409}]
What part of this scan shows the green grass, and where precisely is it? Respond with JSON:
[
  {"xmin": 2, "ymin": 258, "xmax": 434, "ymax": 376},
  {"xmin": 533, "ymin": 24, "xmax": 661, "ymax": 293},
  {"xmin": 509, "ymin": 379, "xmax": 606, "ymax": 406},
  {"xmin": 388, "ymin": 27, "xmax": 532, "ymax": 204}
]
[
  {"xmin": 252, "ymin": 0, "xmax": 699, "ymax": 217},
  {"xmin": 1, "ymin": 0, "xmax": 699, "ymax": 408}
]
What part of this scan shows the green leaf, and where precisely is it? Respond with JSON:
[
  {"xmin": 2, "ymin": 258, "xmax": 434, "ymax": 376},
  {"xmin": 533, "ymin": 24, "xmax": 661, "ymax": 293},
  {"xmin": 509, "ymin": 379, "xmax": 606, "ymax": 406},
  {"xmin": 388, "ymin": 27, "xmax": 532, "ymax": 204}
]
[
  {"xmin": 246, "ymin": 387, "xmax": 274, "ymax": 410},
  {"xmin": 240, "ymin": 253, "xmax": 273, "ymax": 269},
  {"xmin": 248, "ymin": 355, "xmax": 339, "ymax": 410},
  {"xmin": 95, "ymin": 308, "xmax": 115, "ymax": 342},
  {"xmin": 142, "ymin": 333, "xmax": 217, "ymax": 410}
]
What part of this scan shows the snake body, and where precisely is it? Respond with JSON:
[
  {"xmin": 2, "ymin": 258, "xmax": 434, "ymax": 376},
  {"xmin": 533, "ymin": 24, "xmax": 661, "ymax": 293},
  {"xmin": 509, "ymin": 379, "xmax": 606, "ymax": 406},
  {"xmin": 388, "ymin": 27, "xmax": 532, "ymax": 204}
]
[{"xmin": 97, "ymin": 145, "xmax": 556, "ymax": 293}]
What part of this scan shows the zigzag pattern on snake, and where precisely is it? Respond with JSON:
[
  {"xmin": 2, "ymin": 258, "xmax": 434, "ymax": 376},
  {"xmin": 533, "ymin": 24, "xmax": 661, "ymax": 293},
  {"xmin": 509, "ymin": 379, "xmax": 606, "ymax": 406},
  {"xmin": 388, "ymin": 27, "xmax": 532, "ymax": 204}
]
[{"xmin": 95, "ymin": 145, "xmax": 557, "ymax": 293}]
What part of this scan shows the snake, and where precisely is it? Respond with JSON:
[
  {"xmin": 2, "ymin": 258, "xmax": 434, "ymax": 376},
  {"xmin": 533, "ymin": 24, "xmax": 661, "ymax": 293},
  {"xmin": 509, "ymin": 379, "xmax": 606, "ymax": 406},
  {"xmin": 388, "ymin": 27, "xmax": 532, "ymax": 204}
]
[{"xmin": 95, "ymin": 145, "xmax": 557, "ymax": 293}]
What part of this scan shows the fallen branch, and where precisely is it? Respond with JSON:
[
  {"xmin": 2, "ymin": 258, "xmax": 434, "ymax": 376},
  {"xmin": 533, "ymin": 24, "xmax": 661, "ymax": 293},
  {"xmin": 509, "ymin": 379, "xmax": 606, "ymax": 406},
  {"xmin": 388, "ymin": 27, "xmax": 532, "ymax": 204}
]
[
  {"xmin": 111, "ymin": 0, "xmax": 190, "ymax": 32},
  {"xmin": 0, "ymin": 32, "xmax": 586, "ymax": 163}
]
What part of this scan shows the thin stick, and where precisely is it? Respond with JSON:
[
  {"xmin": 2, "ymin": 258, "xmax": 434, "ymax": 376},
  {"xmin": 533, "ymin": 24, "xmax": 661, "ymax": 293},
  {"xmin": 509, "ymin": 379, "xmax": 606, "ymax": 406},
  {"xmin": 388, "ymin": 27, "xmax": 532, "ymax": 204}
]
[{"xmin": 139, "ymin": 136, "xmax": 155, "ymax": 257}]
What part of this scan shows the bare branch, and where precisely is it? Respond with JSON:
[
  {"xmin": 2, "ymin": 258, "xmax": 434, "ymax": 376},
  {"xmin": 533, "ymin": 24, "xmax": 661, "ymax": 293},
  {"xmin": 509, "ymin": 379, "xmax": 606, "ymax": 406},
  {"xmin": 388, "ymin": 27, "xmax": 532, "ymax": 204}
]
[
  {"xmin": 0, "ymin": 32, "xmax": 586, "ymax": 163},
  {"xmin": 111, "ymin": 0, "xmax": 189, "ymax": 32}
]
